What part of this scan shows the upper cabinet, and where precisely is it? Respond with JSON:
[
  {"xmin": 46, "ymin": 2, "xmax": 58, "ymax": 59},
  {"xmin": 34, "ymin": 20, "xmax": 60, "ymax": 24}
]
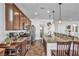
[
  {"xmin": 5, "ymin": 4, "xmax": 13, "ymax": 30},
  {"xmin": 13, "ymin": 5, "xmax": 20, "ymax": 30},
  {"xmin": 5, "ymin": 3, "xmax": 31, "ymax": 30}
]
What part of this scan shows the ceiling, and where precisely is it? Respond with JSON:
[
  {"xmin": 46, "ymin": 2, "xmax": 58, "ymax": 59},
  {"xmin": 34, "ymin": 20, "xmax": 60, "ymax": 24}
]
[{"xmin": 15, "ymin": 3, "xmax": 79, "ymax": 21}]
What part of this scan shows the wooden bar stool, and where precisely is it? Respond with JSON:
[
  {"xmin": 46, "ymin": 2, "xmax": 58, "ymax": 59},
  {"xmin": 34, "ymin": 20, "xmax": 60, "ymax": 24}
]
[
  {"xmin": 72, "ymin": 41, "xmax": 79, "ymax": 56},
  {"xmin": 51, "ymin": 41, "xmax": 71, "ymax": 56}
]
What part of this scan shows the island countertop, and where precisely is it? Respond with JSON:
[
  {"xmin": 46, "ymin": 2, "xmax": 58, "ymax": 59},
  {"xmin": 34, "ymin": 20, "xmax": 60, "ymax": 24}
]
[
  {"xmin": 43, "ymin": 36, "xmax": 79, "ymax": 43},
  {"xmin": 43, "ymin": 35, "xmax": 79, "ymax": 56},
  {"xmin": 43, "ymin": 36, "xmax": 73, "ymax": 56}
]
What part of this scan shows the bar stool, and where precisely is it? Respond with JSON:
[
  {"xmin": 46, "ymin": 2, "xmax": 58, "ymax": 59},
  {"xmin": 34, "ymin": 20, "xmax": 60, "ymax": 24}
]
[
  {"xmin": 72, "ymin": 41, "xmax": 79, "ymax": 56},
  {"xmin": 51, "ymin": 41, "xmax": 71, "ymax": 56}
]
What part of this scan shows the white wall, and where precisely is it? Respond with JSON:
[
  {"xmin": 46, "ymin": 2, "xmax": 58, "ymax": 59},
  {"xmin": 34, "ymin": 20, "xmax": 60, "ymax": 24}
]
[
  {"xmin": 54, "ymin": 20, "xmax": 79, "ymax": 37},
  {"xmin": 0, "ymin": 3, "xmax": 6, "ymax": 43},
  {"xmin": 31, "ymin": 20, "xmax": 79, "ymax": 37},
  {"xmin": 31, "ymin": 19, "xmax": 55, "ymax": 40},
  {"xmin": 31, "ymin": 19, "xmax": 41, "ymax": 40}
]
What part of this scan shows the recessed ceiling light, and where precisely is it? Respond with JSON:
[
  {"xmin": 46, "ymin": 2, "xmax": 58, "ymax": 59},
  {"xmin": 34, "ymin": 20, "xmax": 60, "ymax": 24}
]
[
  {"xmin": 47, "ymin": 11, "xmax": 50, "ymax": 13},
  {"xmin": 34, "ymin": 12, "xmax": 38, "ymax": 15}
]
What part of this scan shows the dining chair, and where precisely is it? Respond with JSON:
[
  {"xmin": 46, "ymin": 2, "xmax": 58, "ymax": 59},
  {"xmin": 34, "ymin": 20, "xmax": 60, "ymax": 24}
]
[
  {"xmin": 72, "ymin": 41, "xmax": 79, "ymax": 56},
  {"xmin": 51, "ymin": 41, "xmax": 71, "ymax": 56}
]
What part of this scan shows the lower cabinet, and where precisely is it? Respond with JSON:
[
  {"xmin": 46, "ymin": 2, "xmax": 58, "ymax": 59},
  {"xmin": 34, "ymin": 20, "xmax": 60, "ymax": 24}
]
[
  {"xmin": 18, "ymin": 38, "xmax": 31, "ymax": 56},
  {"xmin": 3, "ymin": 37, "xmax": 31, "ymax": 56},
  {"xmin": 4, "ymin": 44, "xmax": 22, "ymax": 56},
  {"xmin": 21, "ymin": 40, "xmax": 27, "ymax": 56},
  {"xmin": 16, "ymin": 44, "xmax": 22, "ymax": 56},
  {"xmin": 0, "ymin": 50, "xmax": 4, "ymax": 56}
]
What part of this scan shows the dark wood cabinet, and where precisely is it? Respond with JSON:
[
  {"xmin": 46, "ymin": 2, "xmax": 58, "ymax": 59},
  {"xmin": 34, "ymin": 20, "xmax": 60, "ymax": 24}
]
[
  {"xmin": 27, "ymin": 19, "xmax": 31, "ymax": 26},
  {"xmin": 5, "ymin": 3, "xmax": 31, "ymax": 30},
  {"xmin": 5, "ymin": 4, "xmax": 13, "ymax": 30},
  {"xmin": 19, "ymin": 13, "xmax": 27, "ymax": 30},
  {"xmin": 21, "ymin": 40, "xmax": 27, "ymax": 56},
  {"xmin": 13, "ymin": 5, "xmax": 20, "ymax": 30}
]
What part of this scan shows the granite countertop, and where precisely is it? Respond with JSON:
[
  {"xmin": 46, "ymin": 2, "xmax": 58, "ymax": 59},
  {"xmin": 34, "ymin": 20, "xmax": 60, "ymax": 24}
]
[
  {"xmin": 8, "ymin": 37, "xmax": 26, "ymax": 49},
  {"xmin": 44, "ymin": 36, "xmax": 73, "ymax": 43},
  {"xmin": 12, "ymin": 37, "xmax": 26, "ymax": 43},
  {"xmin": 0, "ymin": 37, "xmax": 27, "ymax": 49}
]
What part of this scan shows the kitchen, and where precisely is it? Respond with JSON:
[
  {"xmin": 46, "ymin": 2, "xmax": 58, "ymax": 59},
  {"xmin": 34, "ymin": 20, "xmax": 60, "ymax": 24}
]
[
  {"xmin": 0, "ymin": 3, "xmax": 79, "ymax": 56},
  {"xmin": 0, "ymin": 3, "xmax": 32, "ymax": 56}
]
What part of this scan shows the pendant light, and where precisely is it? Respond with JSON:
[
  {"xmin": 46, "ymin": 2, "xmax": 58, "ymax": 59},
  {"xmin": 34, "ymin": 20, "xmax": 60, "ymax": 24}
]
[
  {"xmin": 52, "ymin": 10, "xmax": 55, "ymax": 23},
  {"xmin": 58, "ymin": 3, "xmax": 62, "ymax": 24}
]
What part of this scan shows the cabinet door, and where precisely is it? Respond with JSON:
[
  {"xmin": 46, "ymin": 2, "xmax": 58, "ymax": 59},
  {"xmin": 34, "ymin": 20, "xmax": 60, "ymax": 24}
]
[
  {"xmin": 21, "ymin": 40, "xmax": 26, "ymax": 56},
  {"xmin": 28, "ymin": 20, "xmax": 31, "ymax": 26},
  {"xmin": 13, "ymin": 6, "xmax": 20, "ymax": 30},
  {"xmin": 5, "ymin": 3, "xmax": 31, "ymax": 30},
  {"xmin": 20, "ymin": 13, "xmax": 27, "ymax": 30},
  {"xmin": 20, "ymin": 13, "xmax": 23, "ymax": 30},
  {"xmin": 5, "ymin": 4, "xmax": 13, "ymax": 30},
  {"xmin": 23, "ymin": 17, "xmax": 27, "ymax": 29}
]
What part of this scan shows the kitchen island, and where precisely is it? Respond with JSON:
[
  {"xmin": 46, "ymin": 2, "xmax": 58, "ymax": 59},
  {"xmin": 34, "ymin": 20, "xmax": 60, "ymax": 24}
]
[{"xmin": 43, "ymin": 35, "xmax": 78, "ymax": 56}]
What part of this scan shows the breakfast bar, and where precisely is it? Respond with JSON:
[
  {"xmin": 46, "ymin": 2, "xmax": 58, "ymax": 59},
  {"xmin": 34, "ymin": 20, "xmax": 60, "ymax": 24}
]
[{"xmin": 43, "ymin": 34, "xmax": 79, "ymax": 56}]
